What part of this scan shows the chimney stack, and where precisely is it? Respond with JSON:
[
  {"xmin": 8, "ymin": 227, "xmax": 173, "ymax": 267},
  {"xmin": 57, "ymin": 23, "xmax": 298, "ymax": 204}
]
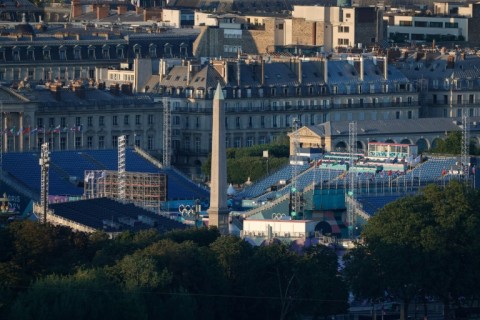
[
  {"xmin": 360, "ymin": 55, "xmax": 364, "ymax": 82},
  {"xmin": 384, "ymin": 54, "xmax": 388, "ymax": 81},
  {"xmin": 236, "ymin": 59, "xmax": 241, "ymax": 87},
  {"xmin": 261, "ymin": 59, "xmax": 265, "ymax": 86},
  {"xmin": 324, "ymin": 58, "xmax": 328, "ymax": 83}
]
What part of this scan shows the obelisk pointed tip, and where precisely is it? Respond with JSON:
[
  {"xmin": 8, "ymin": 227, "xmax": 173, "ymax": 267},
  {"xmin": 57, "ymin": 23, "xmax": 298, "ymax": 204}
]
[{"xmin": 214, "ymin": 82, "xmax": 224, "ymax": 100}]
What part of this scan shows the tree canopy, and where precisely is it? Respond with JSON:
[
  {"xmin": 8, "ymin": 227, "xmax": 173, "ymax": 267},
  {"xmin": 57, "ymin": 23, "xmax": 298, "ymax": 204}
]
[
  {"xmin": 0, "ymin": 222, "xmax": 348, "ymax": 320},
  {"xmin": 343, "ymin": 181, "xmax": 480, "ymax": 320}
]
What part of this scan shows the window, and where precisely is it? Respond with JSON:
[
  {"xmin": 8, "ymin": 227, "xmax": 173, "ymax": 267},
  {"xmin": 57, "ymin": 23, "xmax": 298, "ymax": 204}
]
[
  {"xmin": 185, "ymin": 116, "xmax": 189, "ymax": 128},
  {"xmin": 234, "ymin": 137, "xmax": 242, "ymax": 148},
  {"xmin": 112, "ymin": 136, "xmax": 118, "ymax": 148},
  {"xmin": 74, "ymin": 46, "xmax": 81, "ymax": 60},
  {"xmin": 196, "ymin": 117, "xmax": 200, "ymax": 128},
  {"xmin": 195, "ymin": 137, "xmax": 201, "ymax": 153},
  {"xmin": 429, "ymin": 21, "xmax": 443, "ymax": 28},
  {"xmin": 87, "ymin": 116, "xmax": 93, "ymax": 127},
  {"xmin": 113, "ymin": 116, "xmax": 118, "ymax": 126},
  {"xmin": 147, "ymin": 136, "xmax": 153, "ymax": 150},
  {"xmin": 236, "ymin": 117, "xmax": 240, "ymax": 128},
  {"xmin": 414, "ymin": 21, "xmax": 428, "ymax": 27},
  {"xmin": 60, "ymin": 117, "xmax": 66, "ymax": 128},
  {"xmin": 124, "ymin": 115, "xmax": 129, "ymax": 125},
  {"xmin": 338, "ymin": 26, "xmax": 350, "ymax": 33},
  {"xmin": 408, "ymin": 111, "xmax": 412, "ymax": 119},
  {"xmin": 37, "ymin": 118, "xmax": 44, "ymax": 128},
  {"xmin": 149, "ymin": 44, "xmax": 157, "ymax": 58},
  {"xmin": 396, "ymin": 111, "xmax": 400, "ymax": 119},
  {"xmin": 246, "ymin": 137, "xmax": 254, "ymax": 147},
  {"xmin": 13, "ymin": 48, "xmax": 20, "ymax": 61},
  {"xmin": 49, "ymin": 117, "xmax": 55, "ymax": 127},
  {"xmin": 88, "ymin": 46, "xmax": 96, "ymax": 59},
  {"xmin": 60, "ymin": 137, "xmax": 66, "ymax": 150},
  {"xmin": 75, "ymin": 137, "xmax": 81, "ymax": 149},
  {"xmin": 445, "ymin": 22, "xmax": 458, "ymax": 28},
  {"xmin": 135, "ymin": 115, "xmax": 141, "ymax": 125},
  {"xmin": 102, "ymin": 45, "xmax": 110, "ymax": 59},
  {"xmin": 338, "ymin": 38, "xmax": 349, "ymax": 45},
  {"xmin": 99, "ymin": 116, "xmax": 104, "ymax": 126},
  {"xmin": 99, "ymin": 136, "xmax": 105, "ymax": 148},
  {"xmin": 346, "ymin": 13, "xmax": 351, "ymax": 18},
  {"xmin": 399, "ymin": 20, "xmax": 413, "ymax": 26},
  {"xmin": 248, "ymin": 116, "xmax": 253, "ymax": 128},
  {"xmin": 261, "ymin": 116, "xmax": 265, "ymax": 128},
  {"xmin": 148, "ymin": 114, "xmax": 154, "ymax": 125},
  {"xmin": 87, "ymin": 136, "xmax": 93, "ymax": 148},
  {"xmin": 59, "ymin": 47, "xmax": 67, "ymax": 60}
]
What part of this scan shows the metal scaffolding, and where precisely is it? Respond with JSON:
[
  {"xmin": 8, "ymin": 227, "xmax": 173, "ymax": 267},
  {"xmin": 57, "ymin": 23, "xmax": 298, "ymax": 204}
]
[
  {"xmin": 84, "ymin": 170, "xmax": 167, "ymax": 213},
  {"xmin": 118, "ymin": 135, "xmax": 126, "ymax": 201},
  {"xmin": 162, "ymin": 97, "xmax": 171, "ymax": 168},
  {"xmin": 347, "ymin": 121, "xmax": 357, "ymax": 238}
]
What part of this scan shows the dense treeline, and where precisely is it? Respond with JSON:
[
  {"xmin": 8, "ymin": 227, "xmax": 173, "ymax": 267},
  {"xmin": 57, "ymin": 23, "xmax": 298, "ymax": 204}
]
[
  {"xmin": 343, "ymin": 181, "xmax": 480, "ymax": 320},
  {"xmin": 0, "ymin": 223, "xmax": 348, "ymax": 320}
]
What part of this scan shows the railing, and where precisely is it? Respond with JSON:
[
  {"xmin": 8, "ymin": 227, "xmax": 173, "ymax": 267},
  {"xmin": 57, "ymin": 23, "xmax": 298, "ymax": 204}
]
[{"xmin": 241, "ymin": 192, "xmax": 290, "ymax": 219}]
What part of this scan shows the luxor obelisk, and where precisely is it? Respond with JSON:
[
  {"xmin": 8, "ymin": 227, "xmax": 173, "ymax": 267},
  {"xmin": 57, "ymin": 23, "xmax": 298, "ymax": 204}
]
[{"xmin": 208, "ymin": 82, "xmax": 229, "ymax": 234}]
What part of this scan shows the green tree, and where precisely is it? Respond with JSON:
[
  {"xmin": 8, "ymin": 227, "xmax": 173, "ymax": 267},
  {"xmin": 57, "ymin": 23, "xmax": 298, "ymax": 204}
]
[
  {"xmin": 430, "ymin": 131, "xmax": 477, "ymax": 155},
  {"xmin": 9, "ymin": 269, "xmax": 146, "ymax": 320},
  {"xmin": 344, "ymin": 182, "xmax": 480, "ymax": 320}
]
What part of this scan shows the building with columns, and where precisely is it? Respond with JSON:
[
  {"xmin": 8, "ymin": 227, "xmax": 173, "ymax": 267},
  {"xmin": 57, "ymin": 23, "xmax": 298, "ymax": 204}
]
[{"xmin": 0, "ymin": 84, "xmax": 163, "ymax": 153}]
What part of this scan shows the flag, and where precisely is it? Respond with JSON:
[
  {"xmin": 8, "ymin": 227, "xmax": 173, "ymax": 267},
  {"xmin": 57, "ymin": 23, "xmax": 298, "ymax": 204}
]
[
  {"xmin": 16, "ymin": 128, "xmax": 21, "ymax": 136},
  {"xmin": 38, "ymin": 127, "xmax": 44, "ymax": 134},
  {"xmin": 22, "ymin": 127, "xmax": 30, "ymax": 135},
  {"xmin": 9, "ymin": 127, "xmax": 15, "ymax": 135},
  {"xmin": 30, "ymin": 128, "xmax": 38, "ymax": 135},
  {"xmin": 62, "ymin": 127, "xmax": 68, "ymax": 133},
  {"xmin": 53, "ymin": 125, "xmax": 61, "ymax": 133}
]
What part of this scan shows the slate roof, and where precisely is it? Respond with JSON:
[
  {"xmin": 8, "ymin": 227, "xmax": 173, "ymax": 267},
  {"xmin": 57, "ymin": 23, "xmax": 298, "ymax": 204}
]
[{"xmin": 310, "ymin": 118, "xmax": 470, "ymax": 137}]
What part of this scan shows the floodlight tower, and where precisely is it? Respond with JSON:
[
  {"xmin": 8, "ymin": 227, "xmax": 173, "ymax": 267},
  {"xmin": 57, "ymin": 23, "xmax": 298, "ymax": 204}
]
[
  {"xmin": 39, "ymin": 142, "xmax": 50, "ymax": 223},
  {"xmin": 118, "ymin": 135, "xmax": 126, "ymax": 201},
  {"xmin": 347, "ymin": 121, "xmax": 357, "ymax": 238},
  {"xmin": 290, "ymin": 118, "xmax": 302, "ymax": 218},
  {"xmin": 461, "ymin": 112, "xmax": 470, "ymax": 185},
  {"xmin": 162, "ymin": 97, "xmax": 171, "ymax": 168}
]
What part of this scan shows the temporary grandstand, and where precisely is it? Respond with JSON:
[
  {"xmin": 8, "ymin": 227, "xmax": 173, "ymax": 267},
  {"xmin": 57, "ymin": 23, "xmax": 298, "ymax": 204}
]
[
  {"xmin": 1, "ymin": 147, "xmax": 210, "ymax": 215},
  {"xmin": 36, "ymin": 197, "xmax": 187, "ymax": 236},
  {"xmin": 234, "ymin": 141, "xmax": 476, "ymax": 244}
]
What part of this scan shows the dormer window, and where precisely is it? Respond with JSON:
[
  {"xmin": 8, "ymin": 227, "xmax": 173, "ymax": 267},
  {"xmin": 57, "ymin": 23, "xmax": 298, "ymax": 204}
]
[
  {"xmin": 102, "ymin": 45, "xmax": 110, "ymax": 59},
  {"xmin": 116, "ymin": 45, "xmax": 124, "ymax": 59},
  {"xmin": 180, "ymin": 42, "xmax": 188, "ymax": 57},
  {"xmin": 149, "ymin": 44, "xmax": 157, "ymax": 58},
  {"xmin": 74, "ymin": 45, "xmax": 81, "ymax": 60},
  {"xmin": 12, "ymin": 47, "xmax": 20, "ymax": 61},
  {"xmin": 88, "ymin": 45, "xmax": 96, "ymax": 59},
  {"xmin": 0, "ymin": 47, "xmax": 5, "ymax": 61},
  {"xmin": 43, "ymin": 46, "xmax": 51, "ymax": 60},
  {"xmin": 59, "ymin": 45, "xmax": 67, "ymax": 60},
  {"xmin": 27, "ymin": 46, "xmax": 35, "ymax": 60},
  {"xmin": 164, "ymin": 43, "xmax": 172, "ymax": 57},
  {"xmin": 133, "ymin": 44, "xmax": 141, "ymax": 58}
]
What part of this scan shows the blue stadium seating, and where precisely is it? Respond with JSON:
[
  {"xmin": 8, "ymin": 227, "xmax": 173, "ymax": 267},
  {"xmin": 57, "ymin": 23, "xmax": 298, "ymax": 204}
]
[
  {"xmin": 50, "ymin": 197, "xmax": 186, "ymax": 232},
  {"xmin": 2, "ymin": 149, "xmax": 209, "ymax": 201}
]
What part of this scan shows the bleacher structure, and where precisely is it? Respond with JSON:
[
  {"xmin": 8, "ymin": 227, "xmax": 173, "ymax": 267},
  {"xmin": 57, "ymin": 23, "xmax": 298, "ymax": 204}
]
[
  {"xmin": 84, "ymin": 170, "xmax": 167, "ymax": 213},
  {"xmin": 236, "ymin": 140, "xmax": 477, "ymax": 243},
  {"xmin": 1, "ymin": 148, "xmax": 209, "ymax": 211},
  {"xmin": 35, "ymin": 197, "xmax": 187, "ymax": 236}
]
